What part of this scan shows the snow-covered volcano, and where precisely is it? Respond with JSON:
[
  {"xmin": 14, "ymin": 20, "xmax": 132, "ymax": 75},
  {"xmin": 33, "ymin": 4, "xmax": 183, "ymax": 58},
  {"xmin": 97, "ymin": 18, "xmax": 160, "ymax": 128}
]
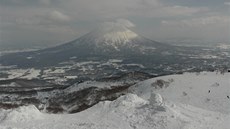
[
  {"xmin": 1, "ymin": 20, "xmax": 171, "ymax": 67},
  {"xmin": 65, "ymin": 22, "xmax": 165, "ymax": 53}
]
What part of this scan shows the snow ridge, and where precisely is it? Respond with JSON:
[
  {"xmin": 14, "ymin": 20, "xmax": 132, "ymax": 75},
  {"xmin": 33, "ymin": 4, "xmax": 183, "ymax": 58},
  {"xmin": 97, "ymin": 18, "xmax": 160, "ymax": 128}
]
[
  {"xmin": 0, "ymin": 72, "xmax": 229, "ymax": 129},
  {"xmin": 0, "ymin": 92, "xmax": 226, "ymax": 129}
]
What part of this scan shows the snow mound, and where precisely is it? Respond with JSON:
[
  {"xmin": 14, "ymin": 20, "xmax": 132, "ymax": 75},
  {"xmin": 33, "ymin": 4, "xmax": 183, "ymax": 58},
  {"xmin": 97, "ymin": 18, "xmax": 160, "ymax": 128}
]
[
  {"xmin": 149, "ymin": 92, "xmax": 163, "ymax": 106},
  {"xmin": 86, "ymin": 93, "xmax": 224, "ymax": 129},
  {"xmin": 110, "ymin": 93, "xmax": 147, "ymax": 108},
  {"xmin": 0, "ymin": 94, "xmax": 227, "ymax": 129},
  {"xmin": 4, "ymin": 105, "xmax": 42, "ymax": 123},
  {"xmin": 129, "ymin": 72, "xmax": 230, "ymax": 113}
]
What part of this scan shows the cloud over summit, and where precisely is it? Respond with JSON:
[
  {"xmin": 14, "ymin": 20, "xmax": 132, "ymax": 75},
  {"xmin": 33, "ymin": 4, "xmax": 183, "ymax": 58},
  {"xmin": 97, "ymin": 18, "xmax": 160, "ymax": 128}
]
[
  {"xmin": 102, "ymin": 19, "xmax": 136, "ymax": 29},
  {"xmin": 0, "ymin": 0, "xmax": 229, "ymax": 50}
]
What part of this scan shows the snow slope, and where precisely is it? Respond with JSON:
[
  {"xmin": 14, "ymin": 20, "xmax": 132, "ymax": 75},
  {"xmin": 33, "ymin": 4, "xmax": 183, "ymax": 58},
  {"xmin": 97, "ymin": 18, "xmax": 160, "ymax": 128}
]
[
  {"xmin": 0, "ymin": 93, "xmax": 226, "ymax": 129},
  {"xmin": 129, "ymin": 72, "xmax": 230, "ymax": 113},
  {"xmin": 0, "ymin": 72, "xmax": 229, "ymax": 129},
  {"xmin": 88, "ymin": 24, "xmax": 138, "ymax": 50}
]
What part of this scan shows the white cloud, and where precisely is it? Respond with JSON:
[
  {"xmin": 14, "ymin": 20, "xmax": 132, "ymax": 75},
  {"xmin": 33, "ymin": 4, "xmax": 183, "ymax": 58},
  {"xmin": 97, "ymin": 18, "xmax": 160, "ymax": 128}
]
[
  {"xmin": 39, "ymin": 0, "xmax": 51, "ymax": 5},
  {"xmin": 0, "ymin": 0, "xmax": 229, "ymax": 49},
  {"xmin": 115, "ymin": 19, "xmax": 135, "ymax": 28},
  {"xmin": 159, "ymin": 6, "xmax": 208, "ymax": 17},
  {"xmin": 224, "ymin": 2, "xmax": 230, "ymax": 6},
  {"xmin": 0, "ymin": 0, "xmax": 55, "ymax": 6},
  {"xmin": 100, "ymin": 19, "xmax": 135, "ymax": 31},
  {"xmin": 159, "ymin": 15, "xmax": 230, "ymax": 42},
  {"xmin": 13, "ymin": 10, "xmax": 71, "ymax": 25},
  {"xmin": 161, "ymin": 16, "xmax": 230, "ymax": 27},
  {"xmin": 48, "ymin": 10, "xmax": 70, "ymax": 22},
  {"xmin": 59, "ymin": 0, "xmax": 206, "ymax": 19}
]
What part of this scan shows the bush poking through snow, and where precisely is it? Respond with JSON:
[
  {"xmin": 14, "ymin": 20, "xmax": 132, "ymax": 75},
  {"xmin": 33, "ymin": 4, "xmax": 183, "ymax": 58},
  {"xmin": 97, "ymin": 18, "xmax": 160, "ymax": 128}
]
[{"xmin": 151, "ymin": 79, "xmax": 171, "ymax": 89}]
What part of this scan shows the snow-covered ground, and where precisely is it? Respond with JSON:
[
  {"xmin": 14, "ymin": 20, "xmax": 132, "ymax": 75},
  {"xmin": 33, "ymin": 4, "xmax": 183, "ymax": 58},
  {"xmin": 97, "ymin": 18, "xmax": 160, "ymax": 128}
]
[
  {"xmin": 0, "ymin": 68, "xmax": 41, "ymax": 80},
  {"xmin": 129, "ymin": 72, "xmax": 230, "ymax": 113},
  {"xmin": 0, "ymin": 72, "xmax": 229, "ymax": 129},
  {"xmin": 216, "ymin": 44, "xmax": 230, "ymax": 50}
]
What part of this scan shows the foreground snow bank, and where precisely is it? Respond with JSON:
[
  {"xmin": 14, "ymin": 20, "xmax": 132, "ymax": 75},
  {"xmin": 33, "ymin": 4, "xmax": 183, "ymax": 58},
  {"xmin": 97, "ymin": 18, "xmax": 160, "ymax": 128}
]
[
  {"xmin": 0, "ymin": 93, "xmax": 227, "ymax": 129},
  {"xmin": 0, "ymin": 72, "xmax": 229, "ymax": 129},
  {"xmin": 130, "ymin": 72, "xmax": 230, "ymax": 113},
  {"xmin": 3, "ymin": 105, "xmax": 42, "ymax": 123}
]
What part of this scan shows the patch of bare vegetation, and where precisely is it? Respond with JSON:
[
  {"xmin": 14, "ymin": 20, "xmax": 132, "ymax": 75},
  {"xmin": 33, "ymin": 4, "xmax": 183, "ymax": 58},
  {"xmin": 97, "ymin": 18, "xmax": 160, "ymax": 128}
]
[{"xmin": 151, "ymin": 79, "xmax": 174, "ymax": 89}]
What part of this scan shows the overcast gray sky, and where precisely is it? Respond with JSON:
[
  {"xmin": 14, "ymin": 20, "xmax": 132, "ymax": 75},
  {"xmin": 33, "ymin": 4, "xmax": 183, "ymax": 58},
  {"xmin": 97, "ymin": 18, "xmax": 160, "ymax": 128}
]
[{"xmin": 0, "ymin": 0, "xmax": 229, "ymax": 50}]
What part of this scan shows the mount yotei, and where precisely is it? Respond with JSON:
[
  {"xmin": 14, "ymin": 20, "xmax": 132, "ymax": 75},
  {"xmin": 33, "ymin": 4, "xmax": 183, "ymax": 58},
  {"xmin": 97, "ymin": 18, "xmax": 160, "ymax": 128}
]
[
  {"xmin": 1, "ymin": 23, "xmax": 177, "ymax": 67},
  {"xmin": 0, "ymin": 22, "xmax": 230, "ymax": 82},
  {"xmin": 0, "ymin": 21, "xmax": 230, "ymax": 129}
]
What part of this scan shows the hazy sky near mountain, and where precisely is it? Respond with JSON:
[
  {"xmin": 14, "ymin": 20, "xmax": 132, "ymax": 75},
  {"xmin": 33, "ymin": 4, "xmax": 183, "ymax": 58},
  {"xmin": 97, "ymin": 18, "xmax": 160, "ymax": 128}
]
[{"xmin": 0, "ymin": 0, "xmax": 229, "ymax": 49}]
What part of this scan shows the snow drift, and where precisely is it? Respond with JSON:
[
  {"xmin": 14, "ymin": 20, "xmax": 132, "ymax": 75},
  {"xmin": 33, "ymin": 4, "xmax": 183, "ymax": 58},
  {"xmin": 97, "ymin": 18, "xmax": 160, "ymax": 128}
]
[{"xmin": 0, "ymin": 72, "xmax": 229, "ymax": 129}]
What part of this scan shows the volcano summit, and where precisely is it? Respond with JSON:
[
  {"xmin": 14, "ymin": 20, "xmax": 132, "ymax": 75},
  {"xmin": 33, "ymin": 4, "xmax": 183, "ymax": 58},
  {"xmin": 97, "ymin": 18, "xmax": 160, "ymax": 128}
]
[
  {"xmin": 1, "ymin": 20, "xmax": 172, "ymax": 67},
  {"xmin": 1, "ymin": 20, "xmax": 228, "ymax": 71}
]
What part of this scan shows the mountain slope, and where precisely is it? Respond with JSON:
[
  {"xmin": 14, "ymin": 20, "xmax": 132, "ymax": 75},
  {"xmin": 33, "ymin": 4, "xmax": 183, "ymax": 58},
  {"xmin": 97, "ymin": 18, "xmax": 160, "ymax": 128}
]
[
  {"xmin": 0, "ymin": 72, "xmax": 229, "ymax": 129},
  {"xmin": 0, "ymin": 23, "xmax": 172, "ymax": 67},
  {"xmin": 0, "ymin": 93, "xmax": 227, "ymax": 129},
  {"xmin": 129, "ymin": 72, "xmax": 230, "ymax": 113}
]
